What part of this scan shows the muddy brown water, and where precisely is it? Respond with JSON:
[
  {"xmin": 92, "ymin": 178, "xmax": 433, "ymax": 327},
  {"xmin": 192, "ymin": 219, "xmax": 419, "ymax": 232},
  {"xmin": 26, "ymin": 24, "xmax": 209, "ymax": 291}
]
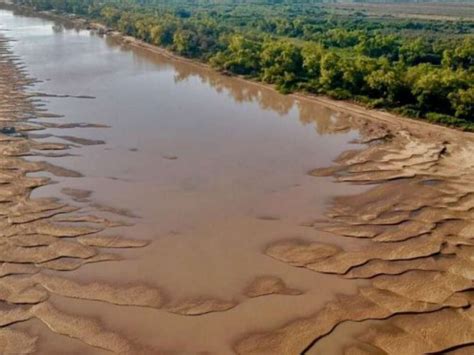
[{"xmin": 1, "ymin": 8, "xmax": 371, "ymax": 354}]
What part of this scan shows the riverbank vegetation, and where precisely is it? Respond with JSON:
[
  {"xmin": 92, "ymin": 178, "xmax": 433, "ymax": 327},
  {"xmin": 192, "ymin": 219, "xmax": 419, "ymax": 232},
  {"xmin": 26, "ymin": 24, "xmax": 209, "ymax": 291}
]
[{"xmin": 14, "ymin": 0, "xmax": 474, "ymax": 129}]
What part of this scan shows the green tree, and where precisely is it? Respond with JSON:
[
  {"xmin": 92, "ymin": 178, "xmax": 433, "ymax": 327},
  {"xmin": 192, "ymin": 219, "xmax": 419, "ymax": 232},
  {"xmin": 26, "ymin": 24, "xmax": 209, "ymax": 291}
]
[
  {"xmin": 356, "ymin": 34, "xmax": 400, "ymax": 61},
  {"xmin": 320, "ymin": 52, "xmax": 344, "ymax": 90},
  {"xmin": 100, "ymin": 5, "xmax": 120, "ymax": 27},
  {"xmin": 442, "ymin": 37, "xmax": 474, "ymax": 70},
  {"xmin": 399, "ymin": 38, "xmax": 436, "ymax": 65},
  {"xmin": 340, "ymin": 55, "xmax": 378, "ymax": 94},
  {"xmin": 367, "ymin": 60, "xmax": 407, "ymax": 104},
  {"xmin": 210, "ymin": 35, "xmax": 261, "ymax": 75},
  {"xmin": 407, "ymin": 65, "xmax": 469, "ymax": 115},
  {"xmin": 173, "ymin": 29, "xmax": 199, "ymax": 57},
  {"xmin": 301, "ymin": 42, "xmax": 324, "ymax": 78},
  {"xmin": 149, "ymin": 21, "xmax": 177, "ymax": 46},
  {"xmin": 260, "ymin": 40, "xmax": 303, "ymax": 91},
  {"xmin": 449, "ymin": 87, "xmax": 474, "ymax": 120}
]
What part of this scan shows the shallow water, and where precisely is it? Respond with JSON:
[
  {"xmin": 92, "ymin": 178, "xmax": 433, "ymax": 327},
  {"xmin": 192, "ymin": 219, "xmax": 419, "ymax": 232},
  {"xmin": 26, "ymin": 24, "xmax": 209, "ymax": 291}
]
[{"xmin": 1, "ymin": 8, "xmax": 369, "ymax": 354}]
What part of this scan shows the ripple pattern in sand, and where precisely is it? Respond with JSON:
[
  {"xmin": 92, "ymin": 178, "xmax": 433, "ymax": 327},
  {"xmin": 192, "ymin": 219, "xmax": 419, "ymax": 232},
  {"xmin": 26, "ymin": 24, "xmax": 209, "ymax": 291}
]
[
  {"xmin": 235, "ymin": 118, "xmax": 474, "ymax": 354},
  {"xmin": 0, "ymin": 34, "xmax": 242, "ymax": 354}
]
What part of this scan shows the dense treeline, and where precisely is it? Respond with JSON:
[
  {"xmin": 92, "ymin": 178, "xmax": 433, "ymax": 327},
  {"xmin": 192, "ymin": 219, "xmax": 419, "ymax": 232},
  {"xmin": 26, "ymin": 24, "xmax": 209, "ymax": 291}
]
[{"xmin": 14, "ymin": 0, "xmax": 474, "ymax": 128}]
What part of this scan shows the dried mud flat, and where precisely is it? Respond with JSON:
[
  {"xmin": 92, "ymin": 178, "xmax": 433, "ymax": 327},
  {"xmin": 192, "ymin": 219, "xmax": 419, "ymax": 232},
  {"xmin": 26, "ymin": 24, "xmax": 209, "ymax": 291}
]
[{"xmin": 1, "ymin": 27, "xmax": 474, "ymax": 355}]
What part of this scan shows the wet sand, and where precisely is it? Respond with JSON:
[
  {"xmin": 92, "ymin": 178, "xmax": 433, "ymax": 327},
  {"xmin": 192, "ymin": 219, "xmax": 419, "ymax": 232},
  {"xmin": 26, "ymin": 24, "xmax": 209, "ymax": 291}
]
[{"xmin": 1, "ymin": 5, "xmax": 474, "ymax": 355}]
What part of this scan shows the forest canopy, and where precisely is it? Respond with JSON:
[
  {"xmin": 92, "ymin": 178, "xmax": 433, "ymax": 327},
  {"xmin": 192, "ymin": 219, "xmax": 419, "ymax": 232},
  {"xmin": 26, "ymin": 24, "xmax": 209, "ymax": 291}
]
[{"xmin": 14, "ymin": 0, "xmax": 474, "ymax": 128}]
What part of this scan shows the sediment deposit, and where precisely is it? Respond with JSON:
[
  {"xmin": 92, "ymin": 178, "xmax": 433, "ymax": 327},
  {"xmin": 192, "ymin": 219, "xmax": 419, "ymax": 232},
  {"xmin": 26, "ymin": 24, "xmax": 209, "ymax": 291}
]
[
  {"xmin": 0, "ymin": 34, "xmax": 240, "ymax": 353},
  {"xmin": 235, "ymin": 114, "xmax": 474, "ymax": 354}
]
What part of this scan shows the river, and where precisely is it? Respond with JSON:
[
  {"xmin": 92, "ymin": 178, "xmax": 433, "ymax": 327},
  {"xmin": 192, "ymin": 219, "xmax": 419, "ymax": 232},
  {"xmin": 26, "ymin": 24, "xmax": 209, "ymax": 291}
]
[{"xmin": 0, "ymin": 7, "xmax": 374, "ymax": 354}]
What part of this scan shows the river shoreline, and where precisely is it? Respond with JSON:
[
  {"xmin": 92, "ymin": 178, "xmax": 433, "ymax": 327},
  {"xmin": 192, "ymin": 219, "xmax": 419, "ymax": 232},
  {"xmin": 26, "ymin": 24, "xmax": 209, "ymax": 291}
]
[
  {"xmin": 116, "ymin": 34, "xmax": 474, "ymax": 137},
  {"xmin": 97, "ymin": 26, "xmax": 474, "ymax": 136},
  {"xmin": 2, "ymin": 0, "xmax": 472, "ymax": 137}
]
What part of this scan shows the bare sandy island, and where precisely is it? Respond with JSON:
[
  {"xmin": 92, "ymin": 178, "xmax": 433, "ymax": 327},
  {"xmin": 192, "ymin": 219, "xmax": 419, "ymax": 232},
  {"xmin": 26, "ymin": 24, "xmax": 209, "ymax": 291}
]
[{"xmin": 0, "ymin": 21, "xmax": 474, "ymax": 354}]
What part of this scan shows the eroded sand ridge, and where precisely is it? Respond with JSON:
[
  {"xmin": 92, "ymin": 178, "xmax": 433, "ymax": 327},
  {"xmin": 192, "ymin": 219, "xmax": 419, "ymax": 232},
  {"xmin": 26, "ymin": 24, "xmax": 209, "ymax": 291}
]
[{"xmin": 235, "ymin": 116, "xmax": 474, "ymax": 354}]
